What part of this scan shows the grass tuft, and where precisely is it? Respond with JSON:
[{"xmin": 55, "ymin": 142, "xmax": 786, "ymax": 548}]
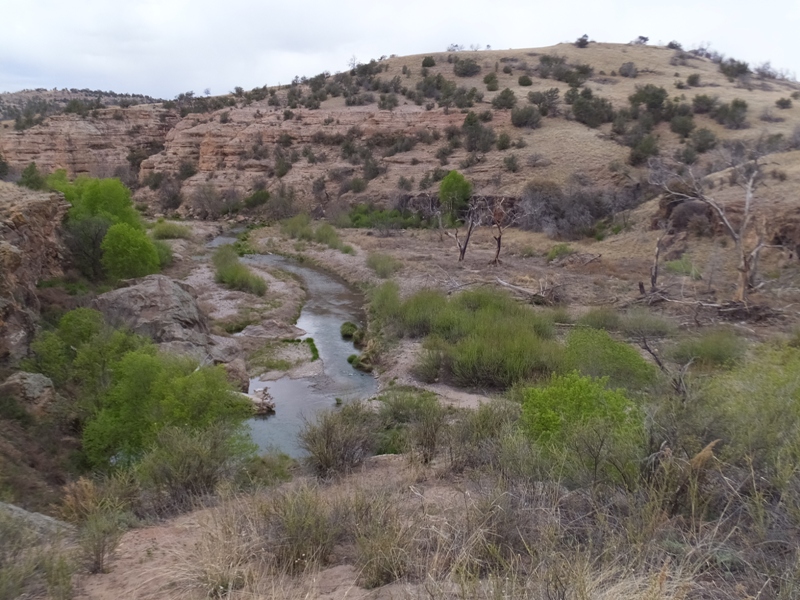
[
  {"xmin": 366, "ymin": 252, "xmax": 403, "ymax": 278},
  {"xmin": 151, "ymin": 221, "xmax": 192, "ymax": 240},
  {"xmin": 212, "ymin": 245, "xmax": 267, "ymax": 296}
]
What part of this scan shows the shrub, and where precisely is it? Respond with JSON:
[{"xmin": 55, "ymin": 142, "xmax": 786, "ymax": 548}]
[
  {"xmin": 575, "ymin": 34, "xmax": 589, "ymax": 48},
  {"xmin": 483, "ymin": 72, "xmax": 499, "ymax": 91},
  {"xmin": 572, "ymin": 90, "xmax": 614, "ymax": 127},
  {"xmin": 619, "ymin": 62, "xmax": 638, "ymax": 78},
  {"xmin": 367, "ymin": 252, "xmax": 402, "ymax": 278},
  {"xmin": 518, "ymin": 75, "xmax": 533, "ymax": 86},
  {"xmin": 621, "ymin": 308, "xmax": 675, "ymax": 338},
  {"xmin": 510, "ymin": 105, "xmax": 542, "ymax": 128},
  {"xmin": 496, "ymin": 131, "xmax": 511, "ymax": 150},
  {"xmin": 664, "ymin": 255, "xmax": 701, "ymax": 279},
  {"xmin": 692, "ymin": 94, "xmax": 718, "ymax": 114},
  {"xmin": 340, "ymin": 322, "xmax": 359, "ymax": 339},
  {"xmin": 439, "ymin": 170, "xmax": 472, "ymax": 217},
  {"xmin": 719, "ymin": 58, "xmax": 750, "ymax": 79},
  {"xmin": 491, "ymin": 88, "xmax": 517, "ymax": 109},
  {"xmin": 18, "ymin": 162, "xmax": 46, "ymax": 190},
  {"xmin": 691, "ymin": 127, "xmax": 717, "ymax": 153},
  {"xmin": 422, "ymin": 56, "xmax": 436, "ymax": 68},
  {"xmin": 298, "ymin": 401, "xmax": 379, "ymax": 476},
  {"xmin": 546, "ymin": 243, "xmax": 573, "ymax": 262},
  {"xmin": 686, "ymin": 73, "xmax": 700, "ymax": 86},
  {"xmin": 503, "ymin": 154, "xmax": 520, "ymax": 172},
  {"xmin": 577, "ymin": 307, "xmax": 621, "ymax": 330},
  {"xmin": 670, "ymin": 115, "xmax": 695, "ymax": 138},
  {"xmin": 177, "ymin": 160, "xmax": 197, "ymax": 180},
  {"xmin": 776, "ymin": 98, "xmax": 793, "ymax": 109},
  {"xmin": 101, "ymin": 223, "xmax": 160, "ymax": 279},
  {"xmin": 153, "ymin": 239, "xmax": 173, "ymax": 268},
  {"xmin": 454, "ymin": 58, "xmax": 481, "ymax": 77},
  {"xmin": 0, "ymin": 152, "xmax": 9, "ymax": 180},
  {"xmin": 280, "ymin": 214, "xmax": 313, "ymax": 240},
  {"xmin": 669, "ymin": 328, "xmax": 743, "ymax": 368},
  {"xmin": 521, "ymin": 372, "xmax": 643, "ymax": 486},
  {"xmin": 212, "ymin": 245, "xmax": 267, "ymax": 295},
  {"xmin": 565, "ymin": 327, "xmax": 656, "ymax": 389},
  {"xmin": 151, "ymin": 221, "xmax": 191, "ymax": 239},
  {"xmin": 136, "ymin": 424, "xmax": 254, "ymax": 513},
  {"xmin": 628, "ymin": 134, "xmax": 659, "ymax": 166},
  {"xmin": 713, "ymin": 98, "xmax": 748, "ymax": 129},
  {"xmin": 263, "ymin": 483, "xmax": 341, "ymax": 572},
  {"xmin": 243, "ymin": 189, "xmax": 270, "ymax": 209},
  {"xmin": 79, "ymin": 509, "xmax": 125, "ymax": 573}
]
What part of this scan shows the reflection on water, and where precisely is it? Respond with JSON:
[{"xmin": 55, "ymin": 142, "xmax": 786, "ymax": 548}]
[{"xmin": 241, "ymin": 254, "xmax": 377, "ymax": 457}]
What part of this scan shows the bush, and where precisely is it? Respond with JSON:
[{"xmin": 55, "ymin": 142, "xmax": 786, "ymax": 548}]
[
  {"xmin": 690, "ymin": 127, "xmax": 717, "ymax": 153},
  {"xmin": 491, "ymin": 88, "xmax": 517, "ymax": 109},
  {"xmin": 776, "ymin": 98, "xmax": 793, "ymax": 109},
  {"xmin": 669, "ymin": 328, "xmax": 743, "ymax": 368},
  {"xmin": 243, "ymin": 189, "xmax": 270, "ymax": 209},
  {"xmin": 565, "ymin": 327, "xmax": 656, "ymax": 390},
  {"xmin": 79, "ymin": 509, "xmax": 125, "ymax": 573},
  {"xmin": 577, "ymin": 307, "xmax": 621, "ymax": 330},
  {"xmin": 619, "ymin": 62, "xmax": 638, "ymax": 78},
  {"xmin": 572, "ymin": 90, "xmax": 614, "ymax": 127},
  {"xmin": 496, "ymin": 131, "xmax": 512, "ymax": 150},
  {"xmin": 299, "ymin": 401, "xmax": 379, "ymax": 476},
  {"xmin": 18, "ymin": 162, "xmax": 46, "ymax": 190},
  {"xmin": 518, "ymin": 75, "xmax": 533, "ymax": 86},
  {"xmin": 454, "ymin": 58, "xmax": 481, "ymax": 77},
  {"xmin": 281, "ymin": 214, "xmax": 313, "ymax": 240},
  {"xmin": 628, "ymin": 134, "xmax": 659, "ymax": 166},
  {"xmin": 151, "ymin": 221, "xmax": 191, "ymax": 239},
  {"xmin": 0, "ymin": 152, "xmax": 8, "ymax": 180},
  {"xmin": 212, "ymin": 245, "xmax": 267, "ymax": 295},
  {"xmin": 719, "ymin": 58, "xmax": 750, "ymax": 79},
  {"xmin": 483, "ymin": 72, "xmax": 499, "ymax": 91},
  {"xmin": 522, "ymin": 372, "xmax": 643, "ymax": 486},
  {"xmin": 686, "ymin": 73, "xmax": 700, "ymax": 86},
  {"xmin": 670, "ymin": 115, "xmax": 695, "ymax": 138},
  {"xmin": 546, "ymin": 243, "xmax": 573, "ymax": 262},
  {"xmin": 692, "ymin": 94, "xmax": 718, "ymax": 114},
  {"xmin": 136, "ymin": 424, "xmax": 254, "ymax": 513},
  {"xmin": 621, "ymin": 308, "xmax": 675, "ymax": 338},
  {"xmin": 101, "ymin": 223, "xmax": 160, "ymax": 279},
  {"xmin": 439, "ymin": 170, "xmax": 472, "ymax": 217},
  {"xmin": 153, "ymin": 239, "xmax": 173, "ymax": 268},
  {"xmin": 422, "ymin": 56, "xmax": 436, "ymax": 68},
  {"xmin": 713, "ymin": 98, "xmax": 748, "ymax": 129},
  {"xmin": 503, "ymin": 154, "xmax": 519, "ymax": 172},
  {"xmin": 510, "ymin": 105, "xmax": 542, "ymax": 128},
  {"xmin": 367, "ymin": 252, "xmax": 402, "ymax": 278}
]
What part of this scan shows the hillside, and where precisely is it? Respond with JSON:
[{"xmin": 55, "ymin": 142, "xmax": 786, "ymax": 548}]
[{"xmin": 2, "ymin": 42, "xmax": 798, "ymax": 220}]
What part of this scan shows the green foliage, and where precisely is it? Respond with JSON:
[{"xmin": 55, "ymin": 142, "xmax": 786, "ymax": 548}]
[
  {"xmin": 713, "ymin": 98, "xmax": 748, "ymax": 129},
  {"xmin": 522, "ymin": 372, "xmax": 643, "ymax": 485},
  {"xmin": 153, "ymin": 239, "xmax": 173, "ymax": 268},
  {"xmin": 243, "ymin": 189, "xmax": 270, "ymax": 209},
  {"xmin": 628, "ymin": 134, "xmax": 659, "ymax": 166},
  {"xmin": 510, "ymin": 105, "xmax": 542, "ymax": 128},
  {"xmin": 669, "ymin": 328, "xmax": 744, "ymax": 368},
  {"xmin": 719, "ymin": 58, "xmax": 750, "ymax": 79},
  {"xmin": 366, "ymin": 252, "xmax": 402, "ymax": 278},
  {"xmin": 453, "ymin": 58, "xmax": 481, "ymax": 77},
  {"xmin": 422, "ymin": 56, "xmax": 436, "ymax": 68},
  {"xmin": 491, "ymin": 88, "xmax": 517, "ymax": 109},
  {"xmin": 340, "ymin": 321, "xmax": 359, "ymax": 339},
  {"xmin": 212, "ymin": 245, "xmax": 267, "ymax": 296},
  {"xmin": 686, "ymin": 73, "xmax": 700, "ymax": 86},
  {"xmin": 439, "ymin": 170, "xmax": 472, "ymax": 217},
  {"xmin": 670, "ymin": 115, "xmax": 695, "ymax": 138},
  {"xmin": 299, "ymin": 401, "xmax": 379, "ymax": 476},
  {"xmin": 518, "ymin": 75, "xmax": 533, "ymax": 86},
  {"xmin": 692, "ymin": 94, "xmax": 718, "ymax": 114},
  {"xmin": 483, "ymin": 72, "xmax": 498, "ymax": 91},
  {"xmin": 664, "ymin": 255, "xmax": 701, "ymax": 279},
  {"xmin": 0, "ymin": 152, "xmax": 8, "ymax": 180},
  {"xmin": 565, "ymin": 328, "xmax": 656, "ymax": 390},
  {"xmin": 577, "ymin": 307, "xmax": 621, "ymax": 330},
  {"xmin": 571, "ymin": 89, "xmax": 614, "ymax": 128},
  {"xmin": 546, "ymin": 243, "xmax": 573, "ymax": 262},
  {"xmin": 496, "ymin": 131, "xmax": 511, "ymax": 150},
  {"xmin": 98, "ymin": 223, "xmax": 159, "ymax": 279},
  {"xmin": 776, "ymin": 97, "xmax": 793, "ymax": 109},
  {"xmin": 280, "ymin": 213, "xmax": 313, "ymax": 240},
  {"xmin": 150, "ymin": 221, "xmax": 191, "ymax": 239},
  {"xmin": 503, "ymin": 154, "xmax": 520, "ymax": 172},
  {"xmin": 346, "ymin": 204, "xmax": 424, "ymax": 231},
  {"xmin": 136, "ymin": 423, "xmax": 255, "ymax": 513},
  {"xmin": 621, "ymin": 308, "xmax": 675, "ymax": 338},
  {"xmin": 629, "ymin": 84, "xmax": 669, "ymax": 117},
  {"xmin": 691, "ymin": 127, "xmax": 717, "ymax": 153},
  {"xmin": 18, "ymin": 162, "xmax": 47, "ymax": 190},
  {"xmin": 82, "ymin": 350, "xmax": 252, "ymax": 467},
  {"xmin": 50, "ymin": 172, "xmax": 141, "ymax": 230}
]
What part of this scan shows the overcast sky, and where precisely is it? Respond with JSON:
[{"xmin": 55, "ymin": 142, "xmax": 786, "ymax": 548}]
[{"xmin": 2, "ymin": 0, "xmax": 798, "ymax": 99}]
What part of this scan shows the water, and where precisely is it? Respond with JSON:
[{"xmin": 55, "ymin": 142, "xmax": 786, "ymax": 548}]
[{"xmin": 240, "ymin": 253, "xmax": 378, "ymax": 456}]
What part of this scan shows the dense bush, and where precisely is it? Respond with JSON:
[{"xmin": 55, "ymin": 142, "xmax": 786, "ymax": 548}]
[
  {"xmin": 527, "ymin": 88, "xmax": 560, "ymax": 116},
  {"xmin": 453, "ymin": 58, "xmax": 481, "ymax": 77},
  {"xmin": 690, "ymin": 127, "xmax": 717, "ymax": 153},
  {"xmin": 82, "ymin": 350, "xmax": 251, "ymax": 467},
  {"xmin": 619, "ymin": 62, "xmax": 638, "ymax": 78},
  {"xmin": 628, "ymin": 134, "xmax": 659, "ymax": 166},
  {"xmin": 713, "ymin": 98, "xmax": 748, "ymax": 129},
  {"xmin": 719, "ymin": 58, "xmax": 750, "ymax": 79},
  {"xmin": 212, "ymin": 245, "xmax": 267, "ymax": 295},
  {"xmin": 491, "ymin": 88, "xmax": 517, "ymax": 109},
  {"xmin": 691, "ymin": 94, "xmax": 718, "ymax": 114},
  {"xmin": 18, "ymin": 162, "xmax": 47, "ymax": 190},
  {"xmin": 571, "ymin": 89, "xmax": 614, "ymax": 128},
  {"xmin": 669, "ymin": 328, "xmax": 743, "ymax": 368},
  {"xmin": 101, "ymin": 223, "xmax": 160, "ymax": 279},
  {"xmin": 670, "ymin": 115, "xmax": 695, "ymax": 138},
  {"xmin": 483, "ymin": 72, "xmax": 499, "ymax": 91},
  {"xmin": 510, "ymin": 105, "xmax": 542, "ymax": 128},
  {"xmin": 439, "ymin": 170, "xmax": 472, "ymax": 217},
  {"xmin": 151, "ymin": 221, "xmax": 191, "ymax": 240},
  {"xmin": 367, "ymin": 252, "xmax": 402, "ymax": 278},
  {"xmin": 564, "ymin": 328, "xmax": 656, "ymax": 390},
  {"xmin": 518, "ymin": 75, "xmax": 533, "ymax": 86},
  {"xmin": 776, "ymin": 97, "xmax": 792, "ymax": 109},
  {"xmin": 422, "ymin": 56, "xmax": 436, "ymax": 68}
]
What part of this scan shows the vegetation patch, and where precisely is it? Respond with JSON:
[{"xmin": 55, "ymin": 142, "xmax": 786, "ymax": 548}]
[{"xmin": 212, "ymin": 245, "xmax": 267, "ymax": 296}]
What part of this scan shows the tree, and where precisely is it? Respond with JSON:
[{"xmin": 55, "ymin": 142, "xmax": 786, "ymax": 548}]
[
  {"xmin": 0, "ymin": 152, "xmax": 9, "ymax": 180},
  {"xmin": 487, "ymin": 197, "xmax": 518, "ymax": 265},
  {"xmin": 649, "ymin": 141, "xmax": 772, "ymax": 302},
  {"xmin": 435, "ymin": 171, "xmax": 485, "ymax": 262},
  {"xmin": 101, "ymin": 223, "xmax": 160, "ymax": 279},
  {"xmin": 439, "ymin": 170, "xmax": 472, "ymax": 218},
  {"xmin": 18, "ymin": 162, "xmax": 46, "ymax": 190}
]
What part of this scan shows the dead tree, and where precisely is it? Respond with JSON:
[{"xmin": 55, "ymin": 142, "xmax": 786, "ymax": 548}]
[
  {"xmin": 649, "ymin": 143, "xmax": 770, "ymax": 303},
  {"xmin": 487, "ymin": 197, "xmax": 518, "ymax": 266},
  {"xmin": 448, "ymin": 198, "xmax": 485, "ymax": 262}
]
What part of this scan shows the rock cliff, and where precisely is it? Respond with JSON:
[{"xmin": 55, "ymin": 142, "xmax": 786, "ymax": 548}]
[{"xmin": 0, "ymin": 182, "xmax": 68, "ymax": 365}]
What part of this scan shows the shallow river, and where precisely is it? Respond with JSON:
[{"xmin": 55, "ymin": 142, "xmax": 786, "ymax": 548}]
[{"xmin": 240, "ymin": 253, "xmax": 378, "ymax": 456}]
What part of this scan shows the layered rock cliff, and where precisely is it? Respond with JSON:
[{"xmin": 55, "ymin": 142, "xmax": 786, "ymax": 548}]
[{"xmin": 0, "ymin": 182, "xmax": 68, "ymax": 365}]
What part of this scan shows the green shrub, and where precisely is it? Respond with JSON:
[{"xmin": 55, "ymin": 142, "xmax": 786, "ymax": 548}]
[
  {"xmin": 619, "ymin": 62, "xmax": 638, "ymax": 78},
  {"xmin": 82, "ymin": 350, "xmax": 252, "ymax": 468},
  {"xmin": 510, "ymin": 105, "xmax": 542, "ymax": 128},
  {"xmin": 546, "ymin": 243, "xmax": 573, "ymax": 262},
  {"xmin": 577, "ymin": 307, "xmax": 621, "ymax": 330},
  {"xmin": 686, "ymin": 73, "xmax": 700, "ymax": 86},
  {"xmin": 439, "ymin": 170, "xmax": 472, "ymax": 218},
  {"xmin": 692, "ymin": 94, "xmax": 718, "ymax": 114},
  {"xmin": 776, "ymin": 98, "xmax": 793, "ymax": 109},
  {"xmin": 628, "ymin": 134, "xmax": 659, "ymax": 166},
  {"xmin": 518, "ymin": 75, "xmax": 533, "ymax": 86},
  {"xmin": 263, "ymin": 483, "xmax": 341, "ymax": 572},
  {"xmin": 670, "ymin": 115, "xmax": 695, "ymax": 138},
  {"xmin": 719, "ymin": 58, "xmax": 750, "ymax": 79},
  {"xmin": 496, "ymin": 132, "xmax": 512, "ymax": 150},
  {"xmin": 483, "ymin": 72, "xmax": 499, "ymax": 91},
  {"xmin": 79, "ymin": 510, "xmax": 125, "ymax": 573},
  {"xmin": 446, "ymin": 399, "xmax": 521, "ymax": 471},
  {"xmin": 492, "ymin": 88, "xmax": 517, "ymax": 109},
  {"xmin": 669, "ymin": 328, "xmax": 743, "ymax": 368},
  {"xmin": 101, "ymin": 223, "xmax": 160, "ymax": 279},
  {"xmin": 18, "ymin": 162, "xmax": 47, "ymax": 190},
  {"xmin": 151, "ymin": 221, "xmax": 191, "ymax": 239},
  {"xmin": 522, "ymin": 372, "xmax": 644, "ymax": 486},
  {"xmin": 454, "ymin": 58, "xmax": 481, "ymax": 77},
  {"xmin": 212, "ymin": 245, "xmax": 267, "ymax": 295},
  {"xmin": 153, "ymin": 240, "xmax": 173, "ymax": 268},
  {"xmin": 664, "ymin": 255, "xmax": 701, "ymax": 279},
  {"xmin": 243, "ymin": 189, "xmax": 270, "ymax": 209},
  {"xmin": 713, "ymin": 98, "xmax": 748, "ymax": 129},
  {"xmin": 136, "ymin": 424, "xmax": 254, "ymax": 513},
  {"xmin": 422, "ymin": 56, "xmax": 435, "ymax": 68},
  {"xmin": 565, "ymin": 328, "xmax": 656, "ymax": 389},
  {"xmin": 691, "ymin": 127, "xmax": 717, "ymax": 153},
  {"xmin": 621, "ymin": 308, "xmax": 675, "ymax": 338},
  {"xmin": 340, "ymin": 322, "xmax": 359, "ymax": 339},
  {"xmin": 280, "ymin": 214, "xmax": 313, "ymax": 240},
  {"xmin": 312, "ymin": 222, "xmax": 342, "ymax": 249},
  {"xmin": 298, "ymin": 401, "xmax": 379, "ymax": 476},
  {"xmin": 367, "ymin": 252, "xmax": 402, "ymax": 278}
]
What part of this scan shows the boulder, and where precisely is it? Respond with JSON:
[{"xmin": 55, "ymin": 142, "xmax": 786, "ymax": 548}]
[{"xmin": 0, "ymin": 372, "xmax": 57, "ymax": 417}]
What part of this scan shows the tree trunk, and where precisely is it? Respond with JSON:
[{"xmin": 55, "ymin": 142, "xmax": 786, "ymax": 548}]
[
  {"xmin": 733, "ymin": 240, "xmax": 749, "ymax": 303},
  {"xmin": 458, "ymin": 221, "xmax": 476, "ymax": 261}
]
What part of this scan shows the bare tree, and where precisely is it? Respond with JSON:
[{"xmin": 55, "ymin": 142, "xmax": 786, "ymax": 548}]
[
  {"xmin": 487, "ymin": 197, "xmax": 518, "ymax": 266},
  {"xmin": 649, "ymin": 142, "xmax": 771, "ymax": 303}
]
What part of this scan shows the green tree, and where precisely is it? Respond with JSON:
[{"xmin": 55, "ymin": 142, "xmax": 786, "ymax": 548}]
[
  {"xmin": 0, "ymin": 152, "xmax": 9, "ymax": 179},
  {"xmin": 491, "ymin": 88, "xmax": 517, "ymax": 110},
  {"xmin": 18, "ymin": 162, "xmax": 46, "ymax": 190},
  {"xmin": 101, "ymin": 223, "xmax": 160, "ymax": 279},
  {"xmin": 82, "ymin": 351, "xmax": 252, "ymax": 467},
  {"xmin": 49, "ymin": 172, "xmax": 141, "ymax": 229},
  {"xmin": 438, "ymin": 170, "xmax": 472, "ymax": 218}
]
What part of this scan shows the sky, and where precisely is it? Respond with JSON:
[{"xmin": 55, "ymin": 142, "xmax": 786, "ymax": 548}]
[{"xmin": 1, "ymin": 0, "xmax": 798, "ymax": 99}]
